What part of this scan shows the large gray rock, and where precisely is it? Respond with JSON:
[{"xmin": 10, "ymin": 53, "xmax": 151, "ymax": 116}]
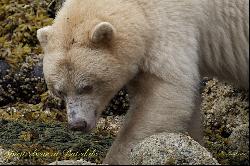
[{"xmin": 130, "ymin": 133, "xmax": 219, "ymax": 165}]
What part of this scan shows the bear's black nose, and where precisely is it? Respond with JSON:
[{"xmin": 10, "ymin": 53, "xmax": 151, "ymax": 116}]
[{"xmin": 69, "ymin": 120, "xmax": 88, "ymax": 132}]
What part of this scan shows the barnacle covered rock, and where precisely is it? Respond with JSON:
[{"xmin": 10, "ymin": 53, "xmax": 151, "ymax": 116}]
[
  {"xmin": 103, "ymin": 89, "xmax": 129, "ymax": 116},
  {"xmin": 0, "ymin": 0, "xmax": 53, "ymax": 105},
  {"xmin": 0, "ymin": 55, "xmax": 46, "ymax": 106},
  {"xmin": 228, "ymin": 124, "xmax": 249, "ymax": 157},
  {"xmin": 201, "ymin": 79, "xmax": 249, "ymax": 165}
]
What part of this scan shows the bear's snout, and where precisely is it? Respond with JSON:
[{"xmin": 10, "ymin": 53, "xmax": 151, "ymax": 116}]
[
  {"xmin": 68, "ymin": 119, "xmax": 88, "ymax": 132},
  {"xmin": 66, "ymin": 96, "xmax": 97, "ymax": 133}
]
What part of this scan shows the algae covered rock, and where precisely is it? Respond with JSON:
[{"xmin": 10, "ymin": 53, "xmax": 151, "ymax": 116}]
[
  {"xmin": 228, "ymin": 124, "xmax": 249, "ymax": 154},
  {"xmin": 201, "ymin": 79, "xmax": 249, "ymax": 165},
  {"xmin": 130, "ymin": 133, "xmax": 219, "ymax": 165},
  {"xmin": 0, "ymin": 60, "xmax": 10, "ymax": 77},
  {"xmin": 0, "ymin": 55, "xmax": 47, "ymax": 106},
  {"xmin": 0, "ymin": 0, "xmax": 53, "ymax": 106}
]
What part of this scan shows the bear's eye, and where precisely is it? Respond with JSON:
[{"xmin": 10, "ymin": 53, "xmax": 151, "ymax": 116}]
[
  {"xmin": 77, "ymin": 85, "xmax": 93, "ymax": 95},
  {"xmin": 71, "ymin": 38, "xmax": 76, "ymax": 45}
]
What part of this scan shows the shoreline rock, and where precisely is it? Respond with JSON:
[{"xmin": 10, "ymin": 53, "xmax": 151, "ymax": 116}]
[{"xmin": 130, "ymin": 133, "xmax": 219, "ymax": 165}]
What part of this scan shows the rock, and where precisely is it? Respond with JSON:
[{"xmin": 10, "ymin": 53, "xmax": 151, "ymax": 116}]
[
  {"xmin": 31, "ymin": 58, "xmax": 44, "ymax": 78},
  {"xmin": 228, "ymin": 124, "xmax": 249, "ymax": 155},
  {"xmin": 48, "ymin": 159, "xmax": 97, "ymax": 165},
  {"xmin": 201, "ymin": 79, "xmax": 249, "ymax": 164},
  {"xmin": 0, "ymin": 60, "xmax": 10, "ymax": 77},
  {"xmin": 202, "ymin": 79, "xmax": 249, "ymax": 131},
  {"xmin": 130, "ymin": 133, "xmax": 219, "ymax": 165},
  {"xmin": 96, "ymin": 115, "xmax": 125, "ymax": 136},
  {"xmin": 102, "ymin": 88, "xmax": 129, "ymax": 116},
  {"xmin": 0, "ymin": 55, "xmax": 47, "ymax": 106}
]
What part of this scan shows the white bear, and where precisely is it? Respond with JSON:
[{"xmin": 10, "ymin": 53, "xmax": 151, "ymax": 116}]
[{"xmin": 37, "ymin": 0, "xmax": 249, "ymax": 164}]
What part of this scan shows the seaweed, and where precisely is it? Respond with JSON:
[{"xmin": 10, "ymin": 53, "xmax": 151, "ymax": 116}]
[
  {"xmin": 0, "ymin": 0, "xmax": 53, "ymax": 68},
  {"xmin": 0, "ymin": 0, "xmax": 53, "ymax": 106},
  {"xmin": 0, "ymin": 119, "xmax": 113, "ymax": 164}
]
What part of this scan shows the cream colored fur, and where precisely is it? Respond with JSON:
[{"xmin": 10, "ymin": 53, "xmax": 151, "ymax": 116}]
[{"xmin": 37, "ymin": 0, "xmax": 249, "ymax": 165}]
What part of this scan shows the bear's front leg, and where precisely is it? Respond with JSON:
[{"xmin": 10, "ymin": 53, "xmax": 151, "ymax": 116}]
[{"xmin": 103, "ymin": 72, "xmax": 201, "ymax": 165}]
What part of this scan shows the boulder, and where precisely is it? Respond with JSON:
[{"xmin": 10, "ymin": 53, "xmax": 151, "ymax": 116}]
[{"xmin": 130, "ymin": 133, "xmax": 219, "ymax": 165}]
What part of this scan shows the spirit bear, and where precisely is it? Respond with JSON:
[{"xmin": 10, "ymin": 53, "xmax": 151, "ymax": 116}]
[{"xmin": 37, "ymin": 0, "xmax": 249, "ymax": 164}]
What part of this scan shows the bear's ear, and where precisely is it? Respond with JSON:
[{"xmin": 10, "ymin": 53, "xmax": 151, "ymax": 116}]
[
  {"xmin": 90, "ymin": 22, "xmax": 116, "ymax": 44},
  {"xmin": 37, "ymin": 26, "xmax": 52, "ymax": 47}
]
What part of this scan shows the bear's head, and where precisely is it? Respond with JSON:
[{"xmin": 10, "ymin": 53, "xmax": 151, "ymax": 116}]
[{"xmin": 37, "ymin": 0, "xmax": 149, "ymax": 133}]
